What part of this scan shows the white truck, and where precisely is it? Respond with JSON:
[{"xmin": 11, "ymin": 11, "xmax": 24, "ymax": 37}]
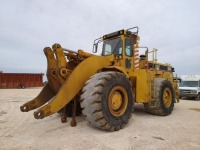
[{"xmin": 179, "ymin": 75, "xmax": 200, "ymax": 100}]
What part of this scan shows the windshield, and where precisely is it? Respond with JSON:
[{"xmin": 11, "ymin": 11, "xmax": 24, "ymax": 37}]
[
  {"xmin": 179, "ymin": 81, "xmax": 199, "ymax": 87},
  {"xmin": 102, "ymin": 38, "xmax": 122, "ymax": 56}
]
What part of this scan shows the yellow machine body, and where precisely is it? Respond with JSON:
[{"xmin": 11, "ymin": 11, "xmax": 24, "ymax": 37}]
[{"xmin": 20, "ymin": 27, "xmax": 179, "ymax": 131}]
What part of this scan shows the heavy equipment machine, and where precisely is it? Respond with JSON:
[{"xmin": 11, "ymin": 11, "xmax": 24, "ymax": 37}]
[{"xmin": 20, "ymin": 27, "xmax": 179, "ymax": 131}]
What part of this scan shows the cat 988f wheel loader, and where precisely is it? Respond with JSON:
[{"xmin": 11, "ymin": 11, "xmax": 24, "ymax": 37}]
[{"xmin": 20, "ymin": 27, "xmax": 179, "ymax": 131}]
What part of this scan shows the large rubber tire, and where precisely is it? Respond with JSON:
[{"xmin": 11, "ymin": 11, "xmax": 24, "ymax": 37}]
[
  {"xmin": 80, "ymin": 71, "xmax": 133, "ymax": 131},
  {"xmin": 144, "ymin": 80, "xmax": 175, "ymax": 116}
]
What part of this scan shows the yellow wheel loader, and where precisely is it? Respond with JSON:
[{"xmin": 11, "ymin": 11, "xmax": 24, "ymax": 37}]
[{"xmin": 20, "ymin": 27, "xmax": 179, "ymax": 131}]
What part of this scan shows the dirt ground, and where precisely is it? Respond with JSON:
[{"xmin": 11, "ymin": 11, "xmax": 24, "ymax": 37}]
[{"xmin": 0, "ymin": 88, "xmax": 200, "ymax": 150}]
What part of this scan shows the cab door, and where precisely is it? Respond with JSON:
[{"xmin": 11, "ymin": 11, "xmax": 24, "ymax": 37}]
[{"xmin": 124, "ymin": 37, "xmax": 134, "ymax": 72}]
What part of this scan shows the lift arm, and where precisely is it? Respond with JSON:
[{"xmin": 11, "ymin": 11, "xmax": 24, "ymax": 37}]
[{"xmin": 33, "ymin": 55, "xmax": 114, "ymax": 119}]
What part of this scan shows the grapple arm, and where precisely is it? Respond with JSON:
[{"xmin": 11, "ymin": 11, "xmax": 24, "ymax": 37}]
[
  {"xmin": 34, "ymin": 55, "xmax": 113, "ymax": 119},
  {"xmin": 20, "ymin": 43, "xmax": 114, "ymax": 121}
]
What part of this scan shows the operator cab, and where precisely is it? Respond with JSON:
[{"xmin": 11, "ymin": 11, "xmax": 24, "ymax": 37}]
[
  {"xmin": 93, "ymin": 27, "xmax": 139, "ymax": 56},
  {"xmin": 93, "ymin": 27, "xmax": 139, "ymax": 70}
]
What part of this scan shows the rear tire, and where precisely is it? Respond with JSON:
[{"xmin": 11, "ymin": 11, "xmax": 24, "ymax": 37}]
[
  {"xmin": 80, "ymin": 71, "xmax": 133, "ymax": 131},
  {"xmin": 144, "ymin": 79, "xmax": 174, "ymax": 116}
]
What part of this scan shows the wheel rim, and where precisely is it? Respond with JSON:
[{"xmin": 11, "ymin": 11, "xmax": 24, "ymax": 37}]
[
  {"xmin": 163, "ymin": 88, "xmax": 172, "ymax": 108},
  {"xmin": 108, "ymin": 86, "xmax": 128, "ymax": 117}
]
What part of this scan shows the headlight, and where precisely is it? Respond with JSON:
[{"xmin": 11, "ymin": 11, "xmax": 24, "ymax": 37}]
[{"xmin": 115, "ymin": 55, "xmax": 122, "ymax": 60}]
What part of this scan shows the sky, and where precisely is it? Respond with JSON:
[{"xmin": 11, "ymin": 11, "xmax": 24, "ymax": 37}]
[{"xmin": 0, "ymin": 0, "xmax": 200, "ymax": 80}]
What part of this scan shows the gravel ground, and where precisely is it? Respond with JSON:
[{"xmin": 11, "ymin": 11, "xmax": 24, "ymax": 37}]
[{"xmin": 0, "ymin": 88, "xmax": 200, "ymax": 150}]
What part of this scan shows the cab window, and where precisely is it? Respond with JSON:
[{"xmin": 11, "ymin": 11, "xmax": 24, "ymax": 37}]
[
  {"xmin": 125, "ymin": 38, "xmax": 133, "ymax": 56},
  {"xmin": 102, "ymin": 38, "xmax": 122, "ymax": 56}
]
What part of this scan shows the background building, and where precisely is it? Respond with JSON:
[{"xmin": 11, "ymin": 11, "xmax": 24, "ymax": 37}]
[{"xmin": 0, "ymin": 72, "xmax": 44, "ymax": 89}]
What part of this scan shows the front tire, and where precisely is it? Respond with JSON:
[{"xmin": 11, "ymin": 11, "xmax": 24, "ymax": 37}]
[{"xmin": 80, "ymin": 71, "xmax": 133, "ymax": 131}]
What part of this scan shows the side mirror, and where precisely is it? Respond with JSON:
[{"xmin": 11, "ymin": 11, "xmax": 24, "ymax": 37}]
[{"xmin": 93, "ymin": 43, "xmax": 98, "ymax": 53}]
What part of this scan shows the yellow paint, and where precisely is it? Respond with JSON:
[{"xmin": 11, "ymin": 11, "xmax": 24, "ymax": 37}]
[
  {"xmin": 21, "ymin": 28, "xmax": 179, "ymax": 120},
  {"xmin": 131, "ymin": 69, "xmax": 151, "ymax": 102},
  {"xmin": 163, "ymin": 88, "xmax": 172, "ymax": 108},
  {"xmin": 53, "ymin": 43, "xmax": 68, "ymax": 85},
  {"xmin": 43, "ymin": 47, "xmax": 61, "ymax": 92},
  {"xmin": 34, "ymin": 55, "xmax": 114, "ymax": 119},
  {"xmin": 108, "ymin": 86, "xmax": 128, "ymax": 117}
]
